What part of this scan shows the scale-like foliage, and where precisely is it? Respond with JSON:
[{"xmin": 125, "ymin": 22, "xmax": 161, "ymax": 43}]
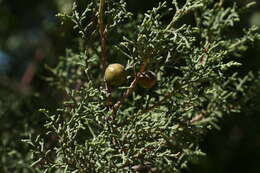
[{"xmin": 25, "ymin": 0, "xmax": 260, "ymax": 172}]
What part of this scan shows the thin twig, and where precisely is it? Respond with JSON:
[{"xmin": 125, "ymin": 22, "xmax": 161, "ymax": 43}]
[
  {"xmin": 98, "ymin": 0, "xmax": 113, "ymax": 112},
  {"xmin": 98, "ymin": 0, "xmax": 108, "ymax": 72},
  {"xmin": 112, "ymin": 59, "xmax": 149, "ymax": 115},
  {"xmin": 141, "ymin": 87, "xmax": 180, "ymax": 115},
  {"xmin": 190, "ymin": 113, "xmax": 204, "ymax": 123},
  {"xmin": 105, "ymin": 82, "xmax": 114, "ymax": 111},
  {"xmin": 113, "ymin": 78, "xmax": 138, "ymax": 113},
  {"xmin": 140, "ymin": 80, "xmax": 196, "ymax": 115}
]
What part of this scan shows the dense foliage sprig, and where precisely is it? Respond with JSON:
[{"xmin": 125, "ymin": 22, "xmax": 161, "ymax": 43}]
[{"xmin": 25, "ymin": 0, "xmax": 260, "ymax": 172}]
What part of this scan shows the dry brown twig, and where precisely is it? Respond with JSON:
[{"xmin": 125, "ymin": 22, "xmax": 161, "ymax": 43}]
[
  {"xmin": 112, "ymin": 59, "xmax": 149, "ymax": 115},
  {"xmin": 98, "ymin": 0, "xmax": 108, "ymax": 71},
  {"xmin": 190, "ymin": 113, "xmax": 204, "ymax": 123},
  {"xmin": 98, "ymin": 0, "xmax": 114, "ymax": 111}
]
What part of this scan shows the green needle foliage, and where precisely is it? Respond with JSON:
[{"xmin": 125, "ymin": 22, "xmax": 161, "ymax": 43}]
[{"xmin": 25, "ymin": 0, "xmax": 260, "ymax": 172}]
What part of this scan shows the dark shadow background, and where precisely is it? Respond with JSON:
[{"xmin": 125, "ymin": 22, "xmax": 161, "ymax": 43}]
[{"xmin": 0, "ymin": 0, "xmax": 259, "ymax": 172}]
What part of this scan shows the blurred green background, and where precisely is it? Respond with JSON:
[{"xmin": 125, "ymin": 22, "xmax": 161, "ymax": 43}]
[{"xmin": 0, "ymin": 0, "xmax": 259, "ymax": 172}]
